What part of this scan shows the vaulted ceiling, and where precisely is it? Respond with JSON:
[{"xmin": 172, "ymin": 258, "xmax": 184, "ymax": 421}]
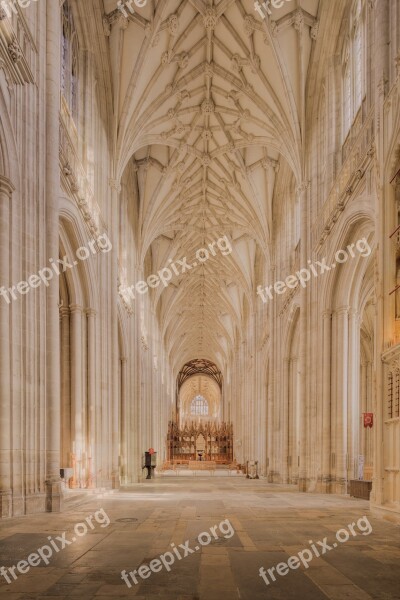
[{"xmin": 104, "ymin": 0, "xmax": 320, "ymax": 375}]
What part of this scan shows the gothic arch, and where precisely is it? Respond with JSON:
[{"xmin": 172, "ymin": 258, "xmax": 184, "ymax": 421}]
[
  {"xmin": 319, "ymin": 199, "xmax": 375, "ymax": 312},
  {"xmin": 282, "ymin": 305, "xmax": 300, "ymax": 484},
  {"xmin": 0, "ymin": 73, "xmax": 20, "ymax": 189},
  {"xmin": 58, "ymin": 207, "xmax": 101, "ymax": 488},
  {"xmin": 317, "ymin": 205, "xmax": 375, "ymax": 493}
]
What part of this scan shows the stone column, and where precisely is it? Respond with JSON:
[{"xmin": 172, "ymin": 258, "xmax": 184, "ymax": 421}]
[
  {"xmin": 366, "ymin": 361, "xmax": 373, "ymax": 466},
  {"xmin": 360, "ymin": 361, "xmax": 367, "ymax": 460},
  {"xmin": 287, "ymin": 358, "xmax": 293, "ymax": 482},
  {"xmin": 132, "ymin": 279, "xmax": 142, "ymax": 482},
  {"xmin": 348, "ymin": 309, "xmax": 360, "ymax": 481},
  {"xmin": 292, "ymin": 358, "xmax": 299, "ymax": 483},
  {"xmin": 69, "ymin": 304, "xmax": 83, "ymax": 488},
  {"xmin": 321, "ymin": 310, "xmax": 332, "ymax": 492},
  {"xmin": 281, "ymin": 358, "xmax": 290, "ymax": 483},
  {"xmin": 86, "ymin": 309, "xmax": 96, "ymax": 488},
  {"xmin": 335, "ymin": 306, "xmax": 349, "ymax": 494},
  {"xmin": 45, "ymin": 0, "xmax": 62, "ymax": 512},
  {"xmin": 60, "ymin": 307, "xmax": 71, "ymax": 467},
  {"xmin": 109, "ymin": 181, "xmax": 120, "ymax": 489},
  {"xmin": 297, "ymin": 182, "xmax": 309, "ymax": 491},
  {"xmin": 0, "ymin": 176, "xmax": 14, "ymax": 517},
  {"xmin": 120, "ymin": 357, "xmax": 127, "ymax": 485}
]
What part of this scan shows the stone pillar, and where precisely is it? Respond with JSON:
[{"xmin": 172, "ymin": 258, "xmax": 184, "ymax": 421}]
[
  {"xmin": 321, "ymin": 310, "xmax": 332, "ymax": 492},
  {"xmin": 86, "ymin": 309, "xmax": 96, "ymax": 488},
  {"xmin": 0, "ymin": 176, "xmax": 14, "ymax": 517},
  {"xmin": 69, "ymin": 304, "xmax": 83, "ymax": 488},
  {"xmin": 45, "ymin": 0, "xmax": 62, "ymax": 512},
  {"xmin": 120, "ymin": 357, "xmax": 127, "ymax": 485},
  {"xmin": 348, "ymin": 309, "xmax": 360, "ymax": 481},
  {"xmin": 60, "ymin": 307, "xmax": 71, "ymax": 467},
  {"xmin": 335, "ymin": 306, "xmax": 349, "ymax": 495},
  {"xmin": 109, "ymin": 181, "xmax": 120, "ymax": 489},
  {"xmin": 360, "ymin": 361, "xmax": 367, "ymax": 459},
  {"xmin": 297, "ymin": 182, "xmax": 309, "ymax": 491},
  {"xmin": 292, "ymin": 357, "xmax": 299, "ymax": 483},
  {"xmin": 366, "ymin": 361, "xmax": 373, "ymax": 466},
  {"xmin": 132, "ymin": 282, "xmax": 142, "ymax": 483},
  {"xmin": 281, "ymin": 358, "xmax": 290, "ymax": 483}
]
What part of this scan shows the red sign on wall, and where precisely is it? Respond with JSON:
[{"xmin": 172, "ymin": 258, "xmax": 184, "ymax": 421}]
[{"xmin": 363, "ymin": 413, "xmax": 373, "ymax": 428}]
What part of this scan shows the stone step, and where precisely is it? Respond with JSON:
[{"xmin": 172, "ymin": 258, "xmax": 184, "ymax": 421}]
[{"xmin": 61, "ymin": 487, "xmax": 112, "ymax": 510}]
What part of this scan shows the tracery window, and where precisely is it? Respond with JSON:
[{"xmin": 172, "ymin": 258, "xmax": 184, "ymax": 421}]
[
  {"xmin": 190, "ymin": 395, "xmax": 209, "ymax": 416},
  {"xmin": 61, "ymin": 1, "xmax": 79, "ymax": 121},
  {"xmin": 342, "ymin": 0, "xmax": 366, "ymax": 140}
]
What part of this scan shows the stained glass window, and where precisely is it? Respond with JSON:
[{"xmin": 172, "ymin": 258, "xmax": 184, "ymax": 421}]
[{"xmin": 190, "ymin": 395, "xmax": 209, "ymax": 416}]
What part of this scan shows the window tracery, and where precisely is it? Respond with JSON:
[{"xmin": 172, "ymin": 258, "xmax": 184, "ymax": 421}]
[
  {"xmin": 61, "ymin": 1, "xmax": 79, "ymax": 121},
  {"xmin": 342, "ymin": 0, "xmax": 366, "ymax": 139},
  {"xmin": 191, "ymin": 395, "xmax": 209, "ymax": 416}
]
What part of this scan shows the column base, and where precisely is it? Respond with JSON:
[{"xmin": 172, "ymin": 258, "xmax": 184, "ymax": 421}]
[
  {"xmin": 315, "ymin": 477, "xmax": 333, "ymax": 494},
  {"xmin": 298, "ymin": 477, "xmax": 308, "ymax": 492},
  {"xmin": 370, "ymin": 502, "xmax": 400, "ymax": 524},
  {"xmin": 12, "ymin": 494, "xmax": 25, "ymax": 517},
  {"xmin": 267, "ymin": 470, "xmax": 282, "ymax": 483},
  {"xmin": 45, "ymin": 480, "xmax": 62, "ymax": 513},
  {"xmin": 25, "ymin": 493, "xmax": 46, "ymax": 515},
  {"xmin": 334, "ymin": 478, "xmax": 348, "ymax": 495},
  {"xmin": 0, "ymin": 490, "xmax": 12, "ymax": 518}
]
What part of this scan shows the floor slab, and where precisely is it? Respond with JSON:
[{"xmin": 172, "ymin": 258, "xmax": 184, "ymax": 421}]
[{"xmin": 0, "ymin": 478, "xmax": 399, "ymax": 599}]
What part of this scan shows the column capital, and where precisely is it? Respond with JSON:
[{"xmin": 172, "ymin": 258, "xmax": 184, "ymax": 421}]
[
  {"xmin": 296, "ymin": 181, "xmax": 309, "ymax": 196},
  {"xmin": 0, "ymin": 175, "xmax": 15, "ymax": 195},
  {"xmin": 59, "ymin": 307, "xmax": 70, "ymax": 318},
  {"xmin": 335, "ymin": 305, "xmax": 350, "ymax": 316},
  {"xmin": 69, "ymin": 303, "xmax": 83, "ymax": 314},
  {"xmin": 322, "ymin": 309, "xmax": 332, "ymax": 319},
  {"xmin": 109, "ymin": 178, "xmax": 122, "ymax": 193},
  {"xmin": 85, "ymin": 308, "xmax": 97, "ymax": 317}
]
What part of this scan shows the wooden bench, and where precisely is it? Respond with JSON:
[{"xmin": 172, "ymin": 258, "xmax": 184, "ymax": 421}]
[{"xmin": 349, "ymin": 480, "xmax": 372, "ymax": 500}]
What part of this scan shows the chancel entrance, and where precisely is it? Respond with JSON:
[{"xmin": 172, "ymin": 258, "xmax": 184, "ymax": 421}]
[
  {"xmin": 167, "ymin": 421, "xmax": 233, "ymax": 464},
  {"xmin": 166, "ymin": 359, "xmax": 234, "ymax": 465}
]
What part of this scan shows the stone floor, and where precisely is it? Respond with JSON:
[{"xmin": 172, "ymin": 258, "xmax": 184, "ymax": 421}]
[{"xmin": 0, "ymin": 477, "xmax": 399, "ymax": 600}]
